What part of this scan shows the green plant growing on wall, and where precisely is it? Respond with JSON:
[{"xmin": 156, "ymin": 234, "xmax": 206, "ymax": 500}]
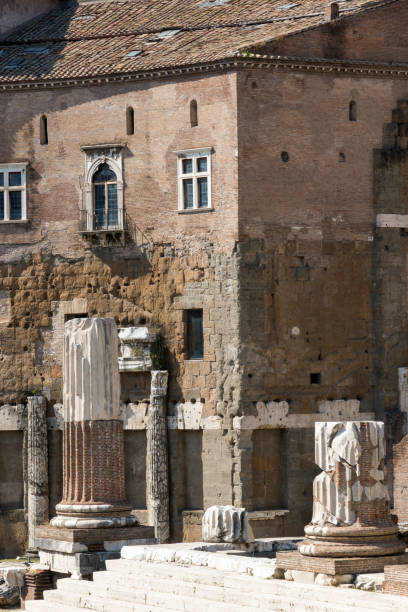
[
  {"xmin": 130, "ymin": 344, "xmax": 144, "ymax": 358},
  {"xmin": 151, "ymin": 336, "xmax": 167, "ymax": 371}
]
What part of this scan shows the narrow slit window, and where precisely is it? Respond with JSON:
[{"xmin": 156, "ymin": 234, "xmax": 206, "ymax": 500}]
[
  {"xmin": 190, "ymin": 99, "xmax": 198, "ymax": 127},
  {"xmin": 349, "ymin": 101, "xmax": 357, "ymax": 122},
  {"xmin": 126, "ymin": 106, "xmax": 135, "ymax": 135},
  {"xmin": 187, "ymin": 309, "xmax": 203, "ymax": 359},
  {"xmin": 40, "ymin": 115, "xmax": 48, "ymax": 145}
]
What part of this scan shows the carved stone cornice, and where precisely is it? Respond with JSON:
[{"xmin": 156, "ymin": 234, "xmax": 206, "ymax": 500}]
[{"xmin": 1, "ymin": 54, "xmax": 408, "ymax": 93}]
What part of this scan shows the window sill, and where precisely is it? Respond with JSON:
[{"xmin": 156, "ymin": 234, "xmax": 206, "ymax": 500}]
[
  {"xmin": 178, "ymin": 208, "xmax": 214, "ymax": 215},
  {"xmin": 184, "ymin": 358, "xmax": 204, "ymax": 362},
  {"xmin": 0, "ymin": 219, "xmax": 29, "ymax": 224}
]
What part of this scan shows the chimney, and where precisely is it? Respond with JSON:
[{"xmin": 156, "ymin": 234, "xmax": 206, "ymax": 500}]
[{"xmin": 326, "ymin": 2, "xmax": 339, "ymax": 21}]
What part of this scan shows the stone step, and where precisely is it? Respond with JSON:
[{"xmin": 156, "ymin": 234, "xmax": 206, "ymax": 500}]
[
  {"xmin": 51, "ymin": 573, "xmax": 384, "ymax": 612},
  {"xmin": 25, "ymin": 601, "xmax": 84, "ymax": 612},
  {"xmin": 103, "ymin": 559, "xmax": 408, "ymax": 612},
  {"xmin": 91, "ymin": 570, "xmax": 349, "ymax": 611},
  {"xmin": 27, "ymin": 597, "xmax": 170, "ymax": 612},
  {"xmin": 47, "ymin": 579, "xmax": 263, "ymax": 612}
]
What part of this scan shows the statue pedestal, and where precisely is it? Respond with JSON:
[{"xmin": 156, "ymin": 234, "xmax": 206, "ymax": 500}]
[
  {"xmin": 281, "ymin": 421, "xmax": 407, "ymax": 583},
  {"xmin": 35, "ymin": 524, "xmax": 155, "ymax": 578}
]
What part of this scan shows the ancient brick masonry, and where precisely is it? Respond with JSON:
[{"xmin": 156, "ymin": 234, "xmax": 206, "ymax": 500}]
[
  {"xmin": 51, "ymin": 317, "xmax": 136, "ymax": 527},
  {"xmin": 299, "ymin": 421, "xmax": 405, "ymax": 558}
]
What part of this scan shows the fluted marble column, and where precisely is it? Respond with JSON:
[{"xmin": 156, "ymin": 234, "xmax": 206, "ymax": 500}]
[
  {"xmin": 27, "ymin": 396, "xmax": 49, "ymax": 550},
  {"xmin": 51, "ymin": 317, "xmax": 137, "ymax": 529},
  {"xmin": 299, "ymin": 421, "xmax": 405, "ymax": 558},
  {"xmin": 147, "ymin": 371, "xmax": 169, "ymax": 543}
]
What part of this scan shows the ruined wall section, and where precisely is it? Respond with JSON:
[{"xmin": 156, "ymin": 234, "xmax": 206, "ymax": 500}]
[
  {"xmin": 234, "ymin": 68, "xmax": 408, "ymax": 535},
  {"xmin": 252, "ymin": 0, "xmax": 408, "ymax": 63}
]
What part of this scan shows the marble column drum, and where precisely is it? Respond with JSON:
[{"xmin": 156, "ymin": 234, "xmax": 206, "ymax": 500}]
[
  {"xmin": 146, "ymin": 370, "xmax": 169, "ymax": 544},
  {"xmin": 299, "ymin": 421, "xmax": 405, "ymax": 558},
  {"xmin": 27, "ymin": 395, "xmax": 49, "ymax": 550},
  {"xmin": 51, "ymin": 317, "xmax": 137, "ymax": 529}
]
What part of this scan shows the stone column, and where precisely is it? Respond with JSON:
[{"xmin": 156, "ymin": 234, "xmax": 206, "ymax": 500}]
[
  {"xmin": 299, "ymin": 421, "xmax": 405, "ymax": 558},
  {"xmin": 51, "ymin": 317, "xmax": 136, "ymax": 529},
  {"xmin": 27, "ymin": 396, "xmax": 49, "ymax": 551},
  {"xmin": 147, "ymin": 370, "xmax": 169, "ymax": 543}
]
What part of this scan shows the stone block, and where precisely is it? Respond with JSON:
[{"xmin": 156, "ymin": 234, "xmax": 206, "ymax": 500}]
[
  {"xmin": 277, "ymin": 550, "xmax": 408, "ymax": 576},
  {"xmin": 202, "ymin": 505, "xmax": 248, "ymax": 544}
]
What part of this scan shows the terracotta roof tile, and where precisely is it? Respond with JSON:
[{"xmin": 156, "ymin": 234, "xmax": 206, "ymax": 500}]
[{"xmin": 0, "ymin": 0, "xmax": 400, "ymax": 85}]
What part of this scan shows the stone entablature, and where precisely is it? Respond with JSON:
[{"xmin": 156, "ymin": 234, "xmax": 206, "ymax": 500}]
[
  {"xmin": 118, "ymin": 327, "xmax": 157, "ymax": 373},
  {"xmin": 233, "ymin": 400, "xmax": 374, "ymax": 430},
  {"xmin": 0, "ymin": 398, "xmax": 375, "ymax": 431}
]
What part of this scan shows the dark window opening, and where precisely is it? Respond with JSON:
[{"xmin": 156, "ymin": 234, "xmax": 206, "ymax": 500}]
[
  {"xmin": 40, "ymin": 115, "xmax": 48, "ymax": 145},
  {"xmin": 64, "ymin": 314, "xmax": 87, "ymax": 323},
  {"xmin": 310, "ymin": 372, "xmax": 322, "ymax": 385},
  {"xmin": 190, "ymin": 99, "xmax": 198, "ymax": 127},
  {"xmin": 349, "ymin": 101, "xmax": 357, "ymax": 122},
  {"xmin": 126, "ymin": 106, "xmax": 135, "ymax": 135},
  {"xmin": 187, "ymin": 309, "xmax": 203, "ymax": 359}
]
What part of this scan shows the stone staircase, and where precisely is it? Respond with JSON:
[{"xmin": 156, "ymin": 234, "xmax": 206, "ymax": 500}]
[{"xmin": 25, "ymin": 557, "xmax": 408, "ymax": 612}]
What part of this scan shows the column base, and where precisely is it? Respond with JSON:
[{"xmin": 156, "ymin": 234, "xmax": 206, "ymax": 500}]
[
  {"xmin": 301, "ymin": 524, "xmax": 405, "ymax": 557},
  {"xmin": 51, "ymin": 515, "xmax": 138, "ymax": 529},
  {"xmin": 276, "ymin": 550, "xmax": 408, "ymax": 576},
  {"xmin": 51, "ymin": 502, "xmax": 138, "ymax": 529},
  {"xmin": 35, "ymin": 524, "xmax": 155, "ymax": 578}
]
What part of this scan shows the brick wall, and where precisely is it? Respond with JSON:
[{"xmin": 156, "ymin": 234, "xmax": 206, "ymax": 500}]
[{"xmin": 258, "ymin": 1, "xmax": 408, "ymax": 63}]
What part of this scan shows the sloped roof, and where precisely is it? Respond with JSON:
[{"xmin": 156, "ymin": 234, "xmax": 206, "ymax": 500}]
[{"xmin": 0, "ymin": 0, "xmax": 402, "ymax": 86}]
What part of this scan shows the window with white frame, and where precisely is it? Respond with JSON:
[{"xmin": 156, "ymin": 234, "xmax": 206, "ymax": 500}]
[
  {"xmin": 177, "ymin": 149, "xmax": 212, "ymax": 211},
  {"xmin": 0, "ymin": 164, "xmax": 27, "ymax": 222}
]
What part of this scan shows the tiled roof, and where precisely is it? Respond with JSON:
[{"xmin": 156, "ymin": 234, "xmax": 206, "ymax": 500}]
[{"xmin": 0, "ymin": 0, "xmax": 400, "ymax": 85}]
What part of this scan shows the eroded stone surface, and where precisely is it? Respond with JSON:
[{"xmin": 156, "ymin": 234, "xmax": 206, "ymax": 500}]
[
  {"xmin": 147, "ymin": 370, "xmax": 169, "ymax": 543},
  {"xmin": 299, "ymin": 421, "xmax": 404, "ymax": 558},
  {"xmin": 27, "ymin": 395, "xmax": 49, "ymax": 550},
  {"xmin": 202, "ymin": 505, "xmax": 248, "ymax": 544}
]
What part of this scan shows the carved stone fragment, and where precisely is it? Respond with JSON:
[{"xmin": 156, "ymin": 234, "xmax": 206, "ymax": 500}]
[
  {"xmin": 299, "ymin": 421, "xmax": 405, "ymax": 557},
  {"xmin": 202, "ymin": 505, "xmax": 248, "ymax": 543},
  {"xmin": 147, "ymin": 370, "xmax": 169, "ymax": 543},
  {"xmin": 27, "ymin": 396, "xmax": 49, "ymax": 550}
]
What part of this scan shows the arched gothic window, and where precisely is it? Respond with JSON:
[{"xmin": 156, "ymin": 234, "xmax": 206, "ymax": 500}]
[{"xmin": 92, "ymin": 163, "xmax": 118, "ymax": 229}]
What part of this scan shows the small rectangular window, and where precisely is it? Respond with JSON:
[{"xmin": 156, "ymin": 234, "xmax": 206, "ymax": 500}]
[
  {"xmin": 183, "ymin": 179, "xmax": 194, "ymax": 209},
  {"xmin": 198, "ymin": 177, "xmax": 208, "ymax": 207},
  {"xmin": 0, "ymin": 164, "xmax": 27, "ymax": 222},
  {"xmin": 10, "ymin": 191, "xmax": 22, "ymax": 220},
  {"xmin": 183, "ymin": 159, "xmax": 193, "ymax": 174},
  {"xmin": 187, "ymin": 309, "xmax": 204, "ymax": 359},
  {"xmin": 177, "ymin": 149, "xmax": 212, "ymax": 211},
  {"xmin": 9, "ymin": 172, "xmax": 21, "ymax": 187}
]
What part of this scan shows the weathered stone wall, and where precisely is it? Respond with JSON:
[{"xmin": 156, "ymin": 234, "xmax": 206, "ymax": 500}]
[
  {"xmin": 0, "ymin": 72, "xmax": 241, "ymax": 545},
  {"xmin": 1, "ymin": 63, "xmax": 408, "ymax": 547},
  {"xmin": 235, "ymin": 68, "xmax": 408, "ymax": 534}
]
